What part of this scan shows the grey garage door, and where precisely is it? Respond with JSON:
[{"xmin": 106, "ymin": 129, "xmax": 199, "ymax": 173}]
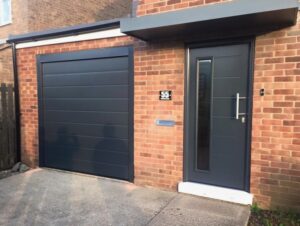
[{"xmin": 37, "ymin": 47, "xmax": 134, "ymax": 181}]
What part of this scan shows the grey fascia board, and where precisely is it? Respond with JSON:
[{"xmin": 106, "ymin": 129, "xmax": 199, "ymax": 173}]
[
  {"xmin": 121, "ymin": 0, "xmax": 299, "ymax": 33},
  {"xmin": 7, "ymin": 18, "xmax": 121, "ymax": 43}
]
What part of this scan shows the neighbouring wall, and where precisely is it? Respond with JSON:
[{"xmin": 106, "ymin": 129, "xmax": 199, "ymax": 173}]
[
  {"xmin": 0, "ymin": 0, "xmax": 29, "ymax": 40},
  {"xmin": 27, "ymin": 0, "xmax": 132, "ymax": 32},
  {"xmin": 0, "ymin": 45, "xmax": 13, "ymax": 84}
]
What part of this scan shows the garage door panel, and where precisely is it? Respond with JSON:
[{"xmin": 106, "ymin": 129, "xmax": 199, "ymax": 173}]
[
  {"xmin": 45, "ymin": 134, "xmax": 129, "ymax": 153},
  {"xmin": 43, "ymin": 71, "xmax": 129, "ymax": 87},
  {"xmin": 44, "ymin": 145, "xmax": 129, "ymax": 166},
  {"xmin": 43, "ymin": 57, "xmax": 128, "ymax": 74},
  {"xmin": 39, "ymin": 47, "xmax": 133, "ymax": 181},
  {"xmin": 45, "ymin": 157, "xmax": 130, "ymax": 180},
  {"xmin": 44, "ymin": 99, "xmax": 128, "ymax": 112},
  {"xmin": 44, "ymin": 111, "xmax": 128, "ymax": 125},
  {"xmin": 43, "ymin": 86, "xmax": 128, "ymax": 98},
  {"xmin": 44, "ymin": 123, "xmax": 129, "ymax": 139}
]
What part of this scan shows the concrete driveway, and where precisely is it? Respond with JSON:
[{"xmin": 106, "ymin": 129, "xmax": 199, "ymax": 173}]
[{"xmin": 0, "ymin": 169, "xmax": 250, "ymax": 226}]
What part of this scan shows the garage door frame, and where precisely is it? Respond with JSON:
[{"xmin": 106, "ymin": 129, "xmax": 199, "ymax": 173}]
[{"xmin": 36, "ymin": 46, "xmax": 134, "ymax": 181}]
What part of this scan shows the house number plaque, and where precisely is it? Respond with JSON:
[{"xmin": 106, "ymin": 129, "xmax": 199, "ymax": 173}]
[{"xmin": 159, "ymin": 90, "xmax": 172, "ymax": 100}]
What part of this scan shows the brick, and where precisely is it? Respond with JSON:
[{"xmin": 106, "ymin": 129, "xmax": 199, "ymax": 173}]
[
  {"xmin": 136, "ymin": 0, "xmax": 230, "ymax": 16},
  {"xmin": 263, "ymin": 108, "xmax": 282, "ymax": 113},
  {"xmin": 264, "ymin": 58, "xmax": 284, "ymax": 64},
  {"xmin": 167, "ymin": 0, "xmax": 181, "ymax": 5},
  {"xmin": 273, "ymin": 102, "xmax": 293, "ymax": 107},
  {"xmin": 275, "ymin": 37, "xmax": 297, "ymax": 44},
  {"xmin": 286, "ymin": 56, "xmax": 300, "ymax": 62}
]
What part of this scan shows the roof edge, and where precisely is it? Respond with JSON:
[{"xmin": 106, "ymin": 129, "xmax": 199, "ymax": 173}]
[
  {"xmin": 121, "ymin": 0, "xmax": 298, "ymax": 33},
  {"xmin": 7, "ymin": 18, "xmax": 122, "ymax": 44}
]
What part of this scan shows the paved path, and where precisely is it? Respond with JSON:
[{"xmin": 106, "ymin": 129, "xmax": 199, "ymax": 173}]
[{"xmin": 0, "ymin": 169, "xmax": 250, "ymax": 226}]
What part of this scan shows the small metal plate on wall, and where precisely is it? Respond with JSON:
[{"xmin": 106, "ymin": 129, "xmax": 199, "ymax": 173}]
[{"xmin": 156, "ymin": 120, "xmax": 176, "ymax": 127}]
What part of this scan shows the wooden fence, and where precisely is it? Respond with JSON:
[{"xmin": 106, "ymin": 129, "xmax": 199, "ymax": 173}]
[{"xmin": 0, "ymin": 83, "xmax": 17, "ymax": 170}]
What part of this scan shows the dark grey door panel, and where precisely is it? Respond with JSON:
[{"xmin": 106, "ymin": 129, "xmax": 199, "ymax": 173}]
[
  {"xmin": 186, "ymin": 43, "xmax": 251, "ymax": 190},
  {"xmin": 44, "ymin": 111, "xmax": 129, "ymax": 125},
  {"xmin": 43, "ymin": 71, "xmax": 129, "ymax": 87},
  {"xmin": 42, "ymin": 57, "xmax": 128, "ymax": 74},
  {"xmin": 44, "ymin": 99, "xmax": 129, "ymax": 112},
  {"xmin": 43, "ymin": 85, "xmax": 129, "ymax": 98},
  {"xmin": 45, "ymin": 134, "xmax": 129, "ymax": 153},
  {"xmin": 44, "ymin": 123, "xmax": 129, "ymax": 139},
  {"xmin": 37, "ymin": 47, "xmax": 134, "ymax": 181}
]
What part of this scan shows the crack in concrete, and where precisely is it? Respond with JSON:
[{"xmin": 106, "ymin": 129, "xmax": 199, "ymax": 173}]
[{"xmin": 144, "ymin": 194, "xmax": 178, "ymax": 226}]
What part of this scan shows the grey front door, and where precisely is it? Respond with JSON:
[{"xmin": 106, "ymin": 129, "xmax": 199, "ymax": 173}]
[{"xmin": 186, "ymin": 43, "xmax": 251, "ymax": 190}]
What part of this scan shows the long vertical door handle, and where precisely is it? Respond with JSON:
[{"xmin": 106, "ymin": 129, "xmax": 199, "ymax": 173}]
[
  {"xmin": 236, "ymin": 93, "xmax": 246, "ymax": 120},
  {"xmin": 236, "ymin": 93, "xmax": 240, "ymax": 120}
]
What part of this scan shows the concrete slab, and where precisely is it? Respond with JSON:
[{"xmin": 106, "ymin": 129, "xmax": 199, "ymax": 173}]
[
  {"xmin": 148, "ymin": 194, "xmax": 250, "ymax": 226},
  {"xmin": 0, "ymin": 169, "xmax": 250, "ymax": 226}
]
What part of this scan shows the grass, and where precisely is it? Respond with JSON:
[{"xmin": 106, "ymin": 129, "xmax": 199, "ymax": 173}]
[{"xmin": 248, "ymin": 203, "xmax": 300, "ymax": 226}]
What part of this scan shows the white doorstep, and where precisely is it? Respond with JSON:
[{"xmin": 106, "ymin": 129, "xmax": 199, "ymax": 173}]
[{"xmin": 178, "ymin": 182, "xmax": 253, "ymax": 205}]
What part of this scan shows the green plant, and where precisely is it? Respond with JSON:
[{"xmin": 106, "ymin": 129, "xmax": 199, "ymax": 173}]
[
  {"xmin": 251, "ymin": 203, "xmax": 262, "ymax": 214},
  {"xmin": 263, "ymin": 218, "xmax": 273, "ymax": 226},
  {"xmin": 284, "ymin": 210, "xmax": 300, "ymax": 226}
]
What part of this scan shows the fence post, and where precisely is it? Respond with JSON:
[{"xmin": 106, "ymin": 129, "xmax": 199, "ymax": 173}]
[{"xmin": 0, "ymin": 83, "xmax": 17, "ymax": 170}]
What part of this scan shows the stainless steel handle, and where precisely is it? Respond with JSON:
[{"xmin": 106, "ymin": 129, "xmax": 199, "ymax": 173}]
[
  {"xmin": 236, "ymin": 93, "xmax": 240, "ymax": 120},
  {"xmin": 236, "ymin": 93, "xmax": 246, "ymax": 120}
]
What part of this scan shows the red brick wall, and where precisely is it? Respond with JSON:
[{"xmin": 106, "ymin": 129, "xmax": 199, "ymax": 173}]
[
  {"xmin": 134, "ymin": 40, "xmax": 184, "ymax": 189},
  {"xmin": 136, "ymin": 0, "xmax": 232, "ymax": 16},
  {"xmin": 251, "ymin": 14, "xmax": 300, "ymax": 211},
  {"xmin": 16, "ymin": 37, "xmax": 133, "ymax": 167}
]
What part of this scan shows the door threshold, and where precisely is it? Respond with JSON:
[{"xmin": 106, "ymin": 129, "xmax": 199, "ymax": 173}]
[{"xmin": 178, "ymin": 182, "xmax": 253, "ymax": 205}]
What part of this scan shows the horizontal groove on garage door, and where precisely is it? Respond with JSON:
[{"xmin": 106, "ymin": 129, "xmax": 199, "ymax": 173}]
[
  {"xmin": 43, "ymin": 72, "xmax": 128, "ymax": 87},
  {"xmin": 42, "ymin": 57, "xmax": 128, "ymax": 74},
  {"xmin": 44, "ymin": 111, "xmax": 128, "ymax": 125},
  {"xmin": 45, "ymin": 158, "xmax": 130, "ymax": 179},
  {"xmin": 38, "ymin": 47, "xmax": 133, "ymax": 181},
  {"xmin": 44, "ymin": 123, "xmax": 128, "ymax": 139},
  {"xmin": 45, "ymin": 134, "xmax": 129, "ymax": 152},
  {"xmin": 45, "ymin": 145, "xmax": 129, "ymax": 165},
  {"xmin": 43, "ymin": 86, "xmax": 128, "ymax": 98},
  {"xmin": 45, "ymin": 143, "xmax": 128, "ymax": 155},
  {"xmin": 44, "ymin": 99, "xmax": 129, "ymax": 112}
]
